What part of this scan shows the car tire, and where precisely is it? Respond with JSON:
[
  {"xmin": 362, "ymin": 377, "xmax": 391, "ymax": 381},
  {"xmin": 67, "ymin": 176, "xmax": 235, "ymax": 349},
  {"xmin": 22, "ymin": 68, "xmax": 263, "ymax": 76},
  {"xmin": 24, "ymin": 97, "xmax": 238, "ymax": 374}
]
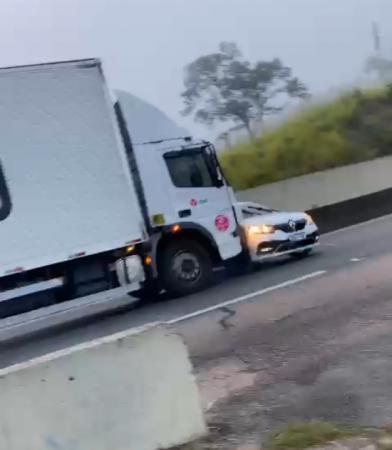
[
  {"xmin": 160, "ymin": 239, "xmax": 213, "ymax": 297},
  {"xmin": 225, "ymin": 250, "xmax": 252, "ymax": 276},
  {"xmin": 291, "ymin": 248, "xmax": 313, "ymax": 258}
]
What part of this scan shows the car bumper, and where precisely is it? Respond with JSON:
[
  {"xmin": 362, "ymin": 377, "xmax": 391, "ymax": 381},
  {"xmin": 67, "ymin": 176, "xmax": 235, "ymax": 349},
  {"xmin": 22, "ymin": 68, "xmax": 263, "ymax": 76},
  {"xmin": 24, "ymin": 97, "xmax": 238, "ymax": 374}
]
[{"xmin": 247, "ymin": 228, "xmax": 320, "ymax": 262}]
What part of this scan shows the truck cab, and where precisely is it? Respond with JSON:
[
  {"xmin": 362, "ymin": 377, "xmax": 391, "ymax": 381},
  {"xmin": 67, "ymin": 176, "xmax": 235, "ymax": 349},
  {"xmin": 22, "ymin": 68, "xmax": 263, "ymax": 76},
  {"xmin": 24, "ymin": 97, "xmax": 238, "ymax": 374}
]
[{"xmin": 118, "ymin": 92, "xmax": 243, "ymax": 296}]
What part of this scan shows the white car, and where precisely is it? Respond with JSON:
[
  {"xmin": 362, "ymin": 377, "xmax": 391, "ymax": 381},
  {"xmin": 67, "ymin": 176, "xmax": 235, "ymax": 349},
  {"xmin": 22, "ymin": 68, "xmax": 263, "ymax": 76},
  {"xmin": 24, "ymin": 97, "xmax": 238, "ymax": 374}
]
[{"xmin": 237, "ymin": 202, "xmax": 320, "ymax": 262}]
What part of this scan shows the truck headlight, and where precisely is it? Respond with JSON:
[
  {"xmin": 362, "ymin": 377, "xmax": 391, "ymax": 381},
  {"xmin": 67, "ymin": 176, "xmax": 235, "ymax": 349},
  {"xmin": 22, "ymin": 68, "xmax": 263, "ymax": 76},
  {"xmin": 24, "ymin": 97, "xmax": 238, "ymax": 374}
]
[{"xmin": 248, "ymin": 224, "xmax": 275, "ymax": 235}]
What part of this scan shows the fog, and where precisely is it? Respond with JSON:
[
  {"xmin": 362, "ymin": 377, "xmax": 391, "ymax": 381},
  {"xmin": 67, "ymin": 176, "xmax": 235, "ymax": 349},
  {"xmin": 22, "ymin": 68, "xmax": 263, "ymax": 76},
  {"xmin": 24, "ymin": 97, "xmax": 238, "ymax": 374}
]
[{"xmin": 0, "ymin": 0, "xmax": 391, "ymax": 139}]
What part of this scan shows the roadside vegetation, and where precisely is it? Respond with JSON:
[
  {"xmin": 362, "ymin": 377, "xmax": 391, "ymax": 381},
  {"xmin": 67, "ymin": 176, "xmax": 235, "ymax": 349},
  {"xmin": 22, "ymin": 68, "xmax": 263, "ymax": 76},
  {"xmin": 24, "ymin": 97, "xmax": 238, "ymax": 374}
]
[
  {"xmin": 174, "ymin": 421, "xmax": 389, "ymax": 450},
  {"xmin": 220, "ymin": 86, "xmax": 392, "ymax": 190},
  {"xmin": 266, "ymin": 421, "xmax": 376, "ymax": 450}
]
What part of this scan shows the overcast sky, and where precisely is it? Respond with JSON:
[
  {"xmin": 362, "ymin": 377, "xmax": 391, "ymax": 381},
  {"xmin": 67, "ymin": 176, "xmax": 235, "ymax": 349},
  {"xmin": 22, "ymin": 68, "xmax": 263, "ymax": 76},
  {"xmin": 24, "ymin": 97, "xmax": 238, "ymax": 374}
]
[{"xmin": 1, "ymin": 0, "xmax": 391, "ymax": 139}]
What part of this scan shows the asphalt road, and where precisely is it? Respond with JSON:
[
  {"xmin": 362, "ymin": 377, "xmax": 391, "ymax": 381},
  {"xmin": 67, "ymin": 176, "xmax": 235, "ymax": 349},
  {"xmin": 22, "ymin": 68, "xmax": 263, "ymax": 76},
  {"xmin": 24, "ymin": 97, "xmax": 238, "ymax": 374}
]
[
  {"xmin": 2, "ymin": 215, "xmax": 392, "ymax": 448},
  {"xmin": 176, "ymin": 216, "xmax": 392, "ymax": 448},
  {"xmin": 181, "ymin": 252, "xmax": 392, "ymax": 448},
  {"xmin": 1, "ymin": 214, "xmax": 391, "ymax": 366}
]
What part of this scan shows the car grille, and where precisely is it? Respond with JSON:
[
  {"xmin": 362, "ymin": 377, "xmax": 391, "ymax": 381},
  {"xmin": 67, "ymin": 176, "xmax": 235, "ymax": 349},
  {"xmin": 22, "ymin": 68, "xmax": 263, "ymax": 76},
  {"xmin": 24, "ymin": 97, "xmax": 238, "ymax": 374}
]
[
  {"xmin": 257, "ymin": 231, "xmax": 319, "ymax": 255},
  {"xmin": 275, "ymin": 219, "xmax": 306, "ymax": 233}
]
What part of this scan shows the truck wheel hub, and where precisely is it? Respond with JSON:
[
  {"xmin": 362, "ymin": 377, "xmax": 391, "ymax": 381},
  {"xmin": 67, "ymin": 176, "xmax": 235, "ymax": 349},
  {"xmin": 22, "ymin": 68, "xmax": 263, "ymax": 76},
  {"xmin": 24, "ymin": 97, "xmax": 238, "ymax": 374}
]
[{"xmin": 172, "ymin": 252, "xmax": 201, "ymax": 282}]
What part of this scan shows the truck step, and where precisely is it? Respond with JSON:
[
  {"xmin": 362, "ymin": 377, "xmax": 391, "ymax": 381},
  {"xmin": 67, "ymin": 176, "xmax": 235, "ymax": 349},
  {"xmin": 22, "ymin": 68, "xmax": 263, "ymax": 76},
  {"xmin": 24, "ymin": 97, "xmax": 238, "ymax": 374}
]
[{"xmin": 0, "ymin": 278, "xmax": 64, "ymax": 302}]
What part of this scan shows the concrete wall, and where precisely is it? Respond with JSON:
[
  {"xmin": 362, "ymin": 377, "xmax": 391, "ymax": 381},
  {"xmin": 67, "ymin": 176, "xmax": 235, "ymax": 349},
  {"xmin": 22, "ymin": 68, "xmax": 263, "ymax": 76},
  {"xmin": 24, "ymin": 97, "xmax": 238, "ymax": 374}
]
[
  {"xmin": 237, "ymin": 155, "xmax": 392, "ymax": 211},
  {"xmin": 0, "ymin": 324, "xmax": 206, "ymax": 450}
]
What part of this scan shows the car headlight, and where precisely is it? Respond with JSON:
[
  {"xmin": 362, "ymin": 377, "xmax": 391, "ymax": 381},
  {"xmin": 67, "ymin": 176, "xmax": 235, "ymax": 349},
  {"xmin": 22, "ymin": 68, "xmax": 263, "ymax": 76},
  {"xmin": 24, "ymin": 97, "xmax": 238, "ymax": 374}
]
[
  {"xmin": 248, "ymin": 224, "xmax": 275, "ymax": 235},
  {"xmin": 305, "ymin": 214, "xmax": 315, "ymax": 225}
]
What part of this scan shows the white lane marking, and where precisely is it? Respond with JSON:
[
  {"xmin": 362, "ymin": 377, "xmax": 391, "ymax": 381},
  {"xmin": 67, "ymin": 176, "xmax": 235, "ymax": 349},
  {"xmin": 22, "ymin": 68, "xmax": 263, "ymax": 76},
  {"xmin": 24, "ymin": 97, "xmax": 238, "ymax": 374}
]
[
  {"xmin": 350, "ymin": 257, "xmax": 365, "ymax": 262},
  {"xmin": 324, "ymin": 214, "xmax": 392, "ymax": 237},
  {"xmin": 168, "ymin": 270, "xmax": 327, "ymax": 325}
]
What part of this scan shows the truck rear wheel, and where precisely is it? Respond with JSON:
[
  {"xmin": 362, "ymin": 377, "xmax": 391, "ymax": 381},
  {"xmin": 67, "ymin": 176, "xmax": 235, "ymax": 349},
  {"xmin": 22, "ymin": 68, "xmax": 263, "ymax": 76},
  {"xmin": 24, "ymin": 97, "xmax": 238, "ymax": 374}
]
[{"xmin": 160, "ymin": 239, "xmax": 213, "ymax": 297}]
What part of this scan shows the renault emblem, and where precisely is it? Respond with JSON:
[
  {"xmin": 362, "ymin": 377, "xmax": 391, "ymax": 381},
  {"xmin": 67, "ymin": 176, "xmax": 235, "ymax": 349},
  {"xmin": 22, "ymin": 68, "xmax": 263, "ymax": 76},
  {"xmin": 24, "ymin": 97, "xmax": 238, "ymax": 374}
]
[{"xmin": 288, "ymin": 220, "xmax": 296, "ymax": 231}]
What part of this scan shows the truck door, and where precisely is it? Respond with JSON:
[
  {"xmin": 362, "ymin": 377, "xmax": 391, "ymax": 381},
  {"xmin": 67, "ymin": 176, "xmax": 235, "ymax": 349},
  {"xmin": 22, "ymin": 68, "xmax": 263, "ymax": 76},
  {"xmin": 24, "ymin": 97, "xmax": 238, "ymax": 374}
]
[{"xmin": 163, "ymin": 146, "xmax": 242, "ymax": 260}]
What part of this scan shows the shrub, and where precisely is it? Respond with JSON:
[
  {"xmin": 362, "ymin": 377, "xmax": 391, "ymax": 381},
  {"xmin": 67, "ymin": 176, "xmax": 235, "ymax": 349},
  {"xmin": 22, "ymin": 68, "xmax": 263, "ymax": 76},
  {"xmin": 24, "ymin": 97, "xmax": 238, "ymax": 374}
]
[{"xmin": 220, "ymin": 88, "xmax": 392, "ymax": 190}]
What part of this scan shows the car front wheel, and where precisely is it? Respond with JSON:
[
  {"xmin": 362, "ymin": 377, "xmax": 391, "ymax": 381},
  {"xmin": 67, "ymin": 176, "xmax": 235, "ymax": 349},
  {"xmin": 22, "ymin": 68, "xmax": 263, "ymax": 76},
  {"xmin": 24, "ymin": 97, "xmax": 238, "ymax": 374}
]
[{"xmin": 290, "ymin": 248, "xmax": 313, "ymax": 258}]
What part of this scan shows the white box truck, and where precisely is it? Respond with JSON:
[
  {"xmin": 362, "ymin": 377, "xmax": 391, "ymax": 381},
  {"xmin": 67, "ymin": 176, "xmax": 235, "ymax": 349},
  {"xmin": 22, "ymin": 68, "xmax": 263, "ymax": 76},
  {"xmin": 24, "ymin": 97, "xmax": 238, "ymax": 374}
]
[
  {"xmin": 0, "ymin": 58, "xmax": 244, "ymax": 320},
  {"xmin": 0, "ymin": 60, "xmax": 148, "ymax": 317}
]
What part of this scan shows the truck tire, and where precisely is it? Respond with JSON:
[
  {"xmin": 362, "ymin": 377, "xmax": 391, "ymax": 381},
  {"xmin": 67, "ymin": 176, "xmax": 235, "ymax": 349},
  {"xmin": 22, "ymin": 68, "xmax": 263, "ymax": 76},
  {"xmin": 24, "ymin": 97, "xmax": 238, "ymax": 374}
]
[{"xmin": 160, "ymin": 239, "xmax": 213, "ymax": 297}]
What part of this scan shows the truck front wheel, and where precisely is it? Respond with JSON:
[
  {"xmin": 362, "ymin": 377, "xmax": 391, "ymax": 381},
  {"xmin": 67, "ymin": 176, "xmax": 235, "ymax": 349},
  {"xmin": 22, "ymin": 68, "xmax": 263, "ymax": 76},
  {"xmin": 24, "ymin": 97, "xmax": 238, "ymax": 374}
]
[{"xmin": 160, "ymin": 239, "xmax": 213, "ymax": 297}]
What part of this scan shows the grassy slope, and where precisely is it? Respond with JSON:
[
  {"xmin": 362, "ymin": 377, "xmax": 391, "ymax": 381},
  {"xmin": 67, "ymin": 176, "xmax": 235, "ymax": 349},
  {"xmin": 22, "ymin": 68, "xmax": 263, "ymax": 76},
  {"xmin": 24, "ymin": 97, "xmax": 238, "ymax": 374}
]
[
  {"xmin": 174, "ymin": 421, "xmax": 383, "ymax": 450},
  {"xmin": 266, "ymin": 422, "xmax": 377, "ymax": 450},
  {"xmin": 220, "ymin": 86, "xmax": 392, "ymax": 191}
]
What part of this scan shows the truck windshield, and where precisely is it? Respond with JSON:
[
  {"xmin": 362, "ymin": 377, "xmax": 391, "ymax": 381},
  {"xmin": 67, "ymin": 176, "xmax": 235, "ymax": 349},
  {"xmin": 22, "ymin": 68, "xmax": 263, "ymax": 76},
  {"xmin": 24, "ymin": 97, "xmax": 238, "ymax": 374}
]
[
  {"xmin": 0, "ymin": 161, "xmax": 11, "ymax": 221},
  {"xmin": 164, "ymin": 149, "xmax": 216, "ymax": 188}
]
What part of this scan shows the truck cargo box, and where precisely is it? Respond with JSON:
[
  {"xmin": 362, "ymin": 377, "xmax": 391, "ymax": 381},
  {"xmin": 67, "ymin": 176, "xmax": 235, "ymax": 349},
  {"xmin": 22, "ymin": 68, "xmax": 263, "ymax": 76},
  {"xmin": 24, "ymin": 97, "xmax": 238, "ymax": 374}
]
[{"xmin": 0, "ymin": 59, "xmax": 145, "ymax": 277}]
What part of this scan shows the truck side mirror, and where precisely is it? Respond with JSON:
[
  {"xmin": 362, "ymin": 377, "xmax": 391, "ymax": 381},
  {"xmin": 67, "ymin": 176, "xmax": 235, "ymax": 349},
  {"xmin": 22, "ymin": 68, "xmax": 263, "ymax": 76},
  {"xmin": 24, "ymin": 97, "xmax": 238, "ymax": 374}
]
[{"xmin": 215, "ymin": 177, "xmax": 224, "ymax": 188}]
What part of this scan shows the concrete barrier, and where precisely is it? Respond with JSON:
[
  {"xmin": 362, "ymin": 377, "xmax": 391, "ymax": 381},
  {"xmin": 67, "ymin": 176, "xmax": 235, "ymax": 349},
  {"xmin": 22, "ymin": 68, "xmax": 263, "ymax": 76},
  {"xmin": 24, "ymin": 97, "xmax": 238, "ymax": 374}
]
[
  {"xmin": 307, "ymin": 186, "xmax": 392, "ymax": 233},
  {"xmin": 237, "ymin": 155, "xmax": 392, "ymax": 211},
  {"xmin": 237, "ymin": 155, "xmax": 392, "ymax": 232},
  {"xmin": 0, "ymin": 324, "xmax": 206, "ymax": 450}
]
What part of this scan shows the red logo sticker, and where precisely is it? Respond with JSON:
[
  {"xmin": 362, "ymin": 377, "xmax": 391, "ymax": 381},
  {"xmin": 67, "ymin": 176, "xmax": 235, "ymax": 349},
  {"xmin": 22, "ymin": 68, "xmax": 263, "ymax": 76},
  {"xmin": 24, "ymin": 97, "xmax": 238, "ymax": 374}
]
[
  {"xmin": 215, "ymin": 215, "xmax": 230, "ymax": 232},
  {"xmin": 190, "ymin": 199, "xmax": 198, "ymax": 207}
]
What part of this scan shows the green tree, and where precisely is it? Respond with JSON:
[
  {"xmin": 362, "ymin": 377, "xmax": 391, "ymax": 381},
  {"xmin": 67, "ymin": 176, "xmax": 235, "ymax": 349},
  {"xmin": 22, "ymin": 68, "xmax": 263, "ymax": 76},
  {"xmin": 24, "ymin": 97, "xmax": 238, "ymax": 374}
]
[{"xmin": 181, "ymin": 42, "xmax": 309, "ymax": 138}]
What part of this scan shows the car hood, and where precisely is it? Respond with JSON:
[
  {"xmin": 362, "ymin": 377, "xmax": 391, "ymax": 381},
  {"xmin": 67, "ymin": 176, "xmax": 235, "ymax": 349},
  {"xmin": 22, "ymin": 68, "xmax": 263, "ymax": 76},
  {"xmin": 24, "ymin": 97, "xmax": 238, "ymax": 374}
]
[{"xmin": 240, "ymin": 211, "xmax": 308, "ymax": 227}]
